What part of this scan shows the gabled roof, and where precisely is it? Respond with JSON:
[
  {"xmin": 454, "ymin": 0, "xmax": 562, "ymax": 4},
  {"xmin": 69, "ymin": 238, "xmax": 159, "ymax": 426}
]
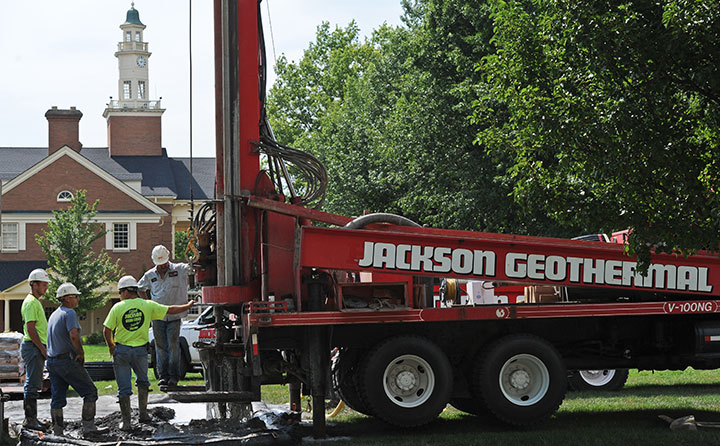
[
  {"xmin": 0, "ymin": 260, "xmax": 47, "ymax": 292},
  {"xmin": 0, "ymin": 147, "xmax": 214, "ymax": 200},
  {"xmin": 2, "ymin": 146, "xmax": 168, "ymax": 215}
]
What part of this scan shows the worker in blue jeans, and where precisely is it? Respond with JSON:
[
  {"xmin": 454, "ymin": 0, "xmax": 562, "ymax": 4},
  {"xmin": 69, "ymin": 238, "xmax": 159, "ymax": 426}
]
[
  {"xmin": 104, "ymin": 275, "xmax": 194, "ymax": 430},
  {"xmin": 21, "ymin": 268, "xmax": 51, "ymax": 430},
  {"xmin": 46, "ymin": 283, "xmax": 104, "ymax": 436},
  {"xmin": 138, "ymin": 245, "xmax": 192, "ymax": 386}
]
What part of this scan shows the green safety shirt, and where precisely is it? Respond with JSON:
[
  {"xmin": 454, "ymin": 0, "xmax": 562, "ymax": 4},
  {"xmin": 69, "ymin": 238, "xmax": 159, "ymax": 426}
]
[
  {"xmin": 22, "ymin": 294, "xmax": 47, "ymax": 344},
  {"xmin": 103, "ymin": 298, "xmax": 168, "ymax": 347}
]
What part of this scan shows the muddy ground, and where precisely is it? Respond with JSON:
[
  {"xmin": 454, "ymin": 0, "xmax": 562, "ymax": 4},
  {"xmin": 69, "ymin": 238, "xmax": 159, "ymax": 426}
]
[{"xmin": 10, "ymin": 399, "xmax": 302, "ymax": 445}]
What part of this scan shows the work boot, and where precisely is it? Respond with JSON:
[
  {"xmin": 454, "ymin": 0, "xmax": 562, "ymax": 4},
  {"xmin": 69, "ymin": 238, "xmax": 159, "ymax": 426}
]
[
  {"xmin": 119, "ymin": 396, "xmax": 132, "ymax": 431},
  {"xmin": 81, "ymin": 400, "xmax": 109, "ymax": 436},
  {"xmin": 22, "ymin": 399, "xmax": 46, "ymax": 431},
  {"xmin": 50, "ymin": 408, "xmax": 64, "ymax": 436},
  {"xmin": 138, "ymin": 387, "xmax": 152, "ymax": 422}
]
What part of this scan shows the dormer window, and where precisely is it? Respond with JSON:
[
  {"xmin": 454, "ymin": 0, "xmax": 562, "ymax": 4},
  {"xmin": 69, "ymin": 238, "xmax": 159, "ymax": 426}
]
[{"xmin": 57, "ymin": 190, "xmax": 73, "ymax": 202}]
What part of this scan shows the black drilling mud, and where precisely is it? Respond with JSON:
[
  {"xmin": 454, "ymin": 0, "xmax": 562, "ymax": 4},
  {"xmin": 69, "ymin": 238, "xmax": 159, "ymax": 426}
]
[{"xmin": 20, "ymin": 406, "xmax": 301, "ymax": 445}]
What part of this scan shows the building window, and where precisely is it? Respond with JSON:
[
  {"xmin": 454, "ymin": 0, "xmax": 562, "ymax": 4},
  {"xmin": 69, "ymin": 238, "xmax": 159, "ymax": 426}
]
[
  {"xmin": 123, "ymin": 81, "xmax": 132, "ymax": 100},
  {"xmin": 57, "ymin": 190, "xmax": 73, "ymax": 202},
  {"xmin": 138, "ymin": 81, "xmax": 146, "ymax": 99},
  {"xmin": 125, "ymin": 31, "xmax": 131, "ymax": 42},
  {"xmin": 135, "ymin": 31, "xmax": 141, "ymax": 42},
  {"xmin": 1, "ymin": 223, "xmax": 18, "ymax": 252},
  {"xmin": 113, "ymin": 223, "xmax": 129, "ymax": 250}
]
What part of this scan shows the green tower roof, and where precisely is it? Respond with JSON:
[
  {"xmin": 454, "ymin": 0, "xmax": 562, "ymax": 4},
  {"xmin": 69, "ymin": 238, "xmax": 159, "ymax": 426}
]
[{"xmin": 124, "ymin": 3, "xmax": 144, "ymax": 26}]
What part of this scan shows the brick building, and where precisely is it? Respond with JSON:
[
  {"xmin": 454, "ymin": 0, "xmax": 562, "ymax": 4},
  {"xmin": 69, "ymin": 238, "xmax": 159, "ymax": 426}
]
[{"xmin": 0, "ymin": 5, "xmax": 214, "ymax": 335}]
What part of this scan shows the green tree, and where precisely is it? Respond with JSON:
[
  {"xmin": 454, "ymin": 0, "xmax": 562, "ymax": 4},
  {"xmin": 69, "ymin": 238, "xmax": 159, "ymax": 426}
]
[
  {"xmin": 174, "ymin": 230, "xmax": 189, "ymax": 262},
  {"xmin": 475, "ymin": 0, "xmax": 720, "ymax": 266},
  {"xmin": 268, "ymin": 0, "xmax": 571, "ymax": 236},
  {"xmin": 35, "ymin": 190, "xmax": 124, "ymax": 315}
]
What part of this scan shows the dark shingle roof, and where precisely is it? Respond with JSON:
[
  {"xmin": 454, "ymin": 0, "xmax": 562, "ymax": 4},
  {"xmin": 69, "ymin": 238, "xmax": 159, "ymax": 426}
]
[
  {"xmin": 0, "ymin": 147, "xmax": 214, "ymax": 200},
  {"xmin": 170, "ymin": 158, "xmax": 215, "ymax": 200},
  {"xmin": 0, "ymin": 148, "xmax": 46, "ymax": 179},
  {"xmin": 0, "ymin": 260, "xmax": 48, "ymax": 292}
]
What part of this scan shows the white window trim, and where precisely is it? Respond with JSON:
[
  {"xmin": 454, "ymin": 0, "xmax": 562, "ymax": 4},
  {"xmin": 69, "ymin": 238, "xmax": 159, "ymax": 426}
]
[
  {"xmin": 1, "ymin": 222, "xmax": 25, "ymax": 253},
  {"xmin": 105, "ymin": 221, "xmax": 137, "ymax": 252},
  {"xmin": 57, "ymin": 190, "xmax": 73, "ymax": 202}
]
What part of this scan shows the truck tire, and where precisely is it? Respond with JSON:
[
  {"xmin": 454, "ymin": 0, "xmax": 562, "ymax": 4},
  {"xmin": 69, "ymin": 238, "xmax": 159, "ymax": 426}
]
[
  {"xmin": 332, "ymin": 348, "xmax": 372, "ymax": 416},
  {"xmin": 568, "ymin": 369, "xmax": 629, "ymax": 391},
  {"xmin": 150, "ymin": 339, "xmax": 190, "ymax": 380},
  {"xmin": 473, "ymin": 334, "xmax": 566, "ymax": 426},
  {"xmin": 358, "ymin": 335, "xmax": 452, "ymax": 427}
]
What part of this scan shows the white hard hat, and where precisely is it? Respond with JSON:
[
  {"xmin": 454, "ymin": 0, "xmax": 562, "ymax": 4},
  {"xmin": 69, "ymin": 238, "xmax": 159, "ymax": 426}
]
[
  {"xmin": 118, "ymin": 275, "xmax": 139, "ymax": 290},
  {"xmin": 56, "ymin": 282, "xmax": 79, "ymax": 298},
  {"xmin": 28, "ymin": 268, "xmax": 50, "ymax": 283},
  {"xmin": 151, "ymin": 245, "xmax": 170, "ymax": 265}
]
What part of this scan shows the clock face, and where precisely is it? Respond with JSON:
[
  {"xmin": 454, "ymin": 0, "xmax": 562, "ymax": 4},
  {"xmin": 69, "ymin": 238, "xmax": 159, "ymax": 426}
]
[{"xmin": 137, "ymin": 56, "xmax": 147, "ymax": 68}]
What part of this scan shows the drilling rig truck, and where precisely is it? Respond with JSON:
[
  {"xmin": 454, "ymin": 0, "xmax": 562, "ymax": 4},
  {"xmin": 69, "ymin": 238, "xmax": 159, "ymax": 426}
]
[{"xmin": 183, "ymin": 0, "xmax": 720, "ymax": 438}]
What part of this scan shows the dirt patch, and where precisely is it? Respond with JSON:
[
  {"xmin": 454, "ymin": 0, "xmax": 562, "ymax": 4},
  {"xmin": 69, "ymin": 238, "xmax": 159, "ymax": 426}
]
[{"xmin": 20, "ymin": 406, "xmax": 302, "ymax": 445}]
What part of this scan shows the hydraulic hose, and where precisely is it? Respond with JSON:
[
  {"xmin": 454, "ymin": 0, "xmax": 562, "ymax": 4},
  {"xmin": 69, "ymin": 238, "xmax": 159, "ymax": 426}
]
[{"xmin": 343, "ymin": 213, "xmax": 421, "ymax": 230}]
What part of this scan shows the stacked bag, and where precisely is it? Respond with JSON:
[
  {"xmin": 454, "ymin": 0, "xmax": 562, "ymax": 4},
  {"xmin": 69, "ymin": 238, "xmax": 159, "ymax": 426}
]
[{"xmin": 0, "ymin": 332, "xmax": 24, "ymax": 381}]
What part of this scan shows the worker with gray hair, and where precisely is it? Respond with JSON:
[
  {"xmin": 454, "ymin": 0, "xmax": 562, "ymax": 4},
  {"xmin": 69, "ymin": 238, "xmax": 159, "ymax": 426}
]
[
  {"xmin": 21, "ymin": 268, "xmax": 51, "ymax": 430},
  {"xmin": 46, "ymin": 283, "xmax": 105, "ymax": 436},
  {"xmin": 138, "ymin": 244, "xmax": 192, "ymax": 386},
  {"xmin": 104, "ymin": 275, "xmax": 194, "ymax": 431}
]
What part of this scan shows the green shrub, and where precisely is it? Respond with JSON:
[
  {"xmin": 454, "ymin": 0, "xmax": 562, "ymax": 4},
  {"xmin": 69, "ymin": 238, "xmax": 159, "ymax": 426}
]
[{"xmin": 83, "ymin": 331, "xmax": 106, "ymax": 345}]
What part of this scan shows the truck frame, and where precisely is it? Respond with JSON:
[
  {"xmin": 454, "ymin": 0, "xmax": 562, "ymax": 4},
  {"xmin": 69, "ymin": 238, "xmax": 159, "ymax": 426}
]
[{"xmin": 188, "ymin": 0, "xmax": 720, "ymax": 438}]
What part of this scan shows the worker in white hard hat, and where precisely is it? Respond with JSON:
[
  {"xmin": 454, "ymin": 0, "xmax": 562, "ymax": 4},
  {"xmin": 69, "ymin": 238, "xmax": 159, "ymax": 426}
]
[
  {"xmin": 21, "ymin": 268, "xmax": 51, "ymax": 430},
  {"xmin": 137, "ymin": 244, "xmax": 192, "ymax": 386},
  {"xmin": 46, "ymin": 283, "xmax": 105, "ymax": 437},
  {"xmin": 103, "ymin": 275, "xmax": 194, "ymax": 431}
]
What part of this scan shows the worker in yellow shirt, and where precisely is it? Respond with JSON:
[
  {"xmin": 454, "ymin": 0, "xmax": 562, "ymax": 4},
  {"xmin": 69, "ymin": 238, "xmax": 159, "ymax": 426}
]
[
  {"xmin": 103, "ymin": 275, "xmax": 194, "ymax": 431},
  {"xmin": 21, "ymin": 268, "xmax": 51, "ymax": 430}
]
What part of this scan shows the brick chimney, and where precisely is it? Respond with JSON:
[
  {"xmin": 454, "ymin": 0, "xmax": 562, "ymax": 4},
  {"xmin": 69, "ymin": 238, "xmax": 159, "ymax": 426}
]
[{"xmin": 45, "ymin": 106, "xmax": 83, "ymax": 154}]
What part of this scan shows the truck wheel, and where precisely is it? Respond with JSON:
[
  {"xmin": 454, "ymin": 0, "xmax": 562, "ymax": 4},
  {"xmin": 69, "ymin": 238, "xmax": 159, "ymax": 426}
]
[
  {"xmin": 473, "ymin": 334, "xmax": 566, "ymax": 426},
  {"xmin": 178, "ymin": 337, "xmax": 191, "ymax": 380},
  {"xmin": 150, "ymin": 339, "xmax": 191, "ymax": 380},
  {"xmin": 332, "ymin": 349, "xmax": 372, "ymax": 415},
  {"xmin": 359, "ymin": 336, "xmax": 452, "ymax": 427},
  {"xmin": 568, "ymin": 369, "xmax": 628, "ymax": 391}
]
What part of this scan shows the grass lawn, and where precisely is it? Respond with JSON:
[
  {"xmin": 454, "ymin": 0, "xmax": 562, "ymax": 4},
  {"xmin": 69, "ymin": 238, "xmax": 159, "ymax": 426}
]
[
  {"xmin": 316, "ymin": 369, "xmax": 720, "ymax": 446},
  {"xmin": 78, "ymin": 345, "xmax": 720, "ymax": 445}
]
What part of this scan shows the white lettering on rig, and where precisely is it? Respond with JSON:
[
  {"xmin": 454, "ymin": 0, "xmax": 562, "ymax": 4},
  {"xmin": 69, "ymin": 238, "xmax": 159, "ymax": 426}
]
[
  {"xmin": 396, "ymin": 244, "xmax": 412, "ymax": 269},
  {"xmin": 506, "ymin": 253, "xmax": 527, "ymax": 278},
  {"xmin": 356, "ymin": 242, "xmax": 713, "ymax": 292},
  {"xmin": 433, "ymin": 247, "xmax": 453, "ymax": 273},
  {"xmin": 604, "ymin": 260, "xmax": 623, "ymax": 286},
  {"xmin": 358, "ymin": 241, "xmax": 496, "ymax": 276},
  {"xmin": 663, "ymin": 301, "xmax": 717, "ymax": 314}
]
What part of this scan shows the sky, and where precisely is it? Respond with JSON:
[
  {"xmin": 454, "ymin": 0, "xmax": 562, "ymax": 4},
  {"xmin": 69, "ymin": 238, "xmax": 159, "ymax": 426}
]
[{"xmin": 0, "ymin": 1, "xmax": 405, "ymax": 158}]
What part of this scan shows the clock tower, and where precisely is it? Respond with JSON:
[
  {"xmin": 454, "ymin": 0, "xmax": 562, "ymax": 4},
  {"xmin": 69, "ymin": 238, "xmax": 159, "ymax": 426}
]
[{"xmin": 103, "ymin": 3, "xmax": 165, "ymax": 156}]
